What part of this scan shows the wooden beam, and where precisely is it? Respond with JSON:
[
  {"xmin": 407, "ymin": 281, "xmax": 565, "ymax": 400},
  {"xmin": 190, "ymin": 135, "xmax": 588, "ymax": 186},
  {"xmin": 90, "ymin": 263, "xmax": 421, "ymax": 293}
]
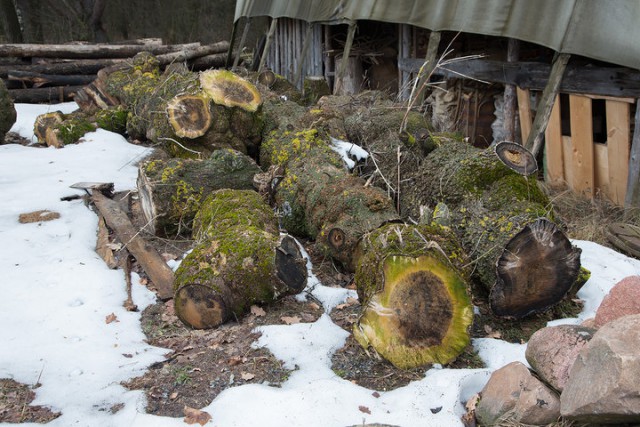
[
  {"xmin": 503, "ymin": 39, "xmax": 520, "ymax": 142},
  {"xmin": 544, "ymin": 95, "xmax": 564, "ymax": 185},
  {"xmin": 399, "ymin": 57, "xmax": 640, "ymax": 99},
  {"xmin": 526, "ymin": 53, "xmax": 571, "ymax": 157},
  {"xmin": 624, "ymin": 99, "xmax": 640, "ymax": 210},
  {"xmin": 606, "ymin": 100, "xmax": 630, "ymax": 205},
  {"xmin": 258, "ymin": 18, "xmax": 278, "ymax": 74},
  {"xmin": 569, "ymin": 94, "xmax": 595, "ymax": 197}
]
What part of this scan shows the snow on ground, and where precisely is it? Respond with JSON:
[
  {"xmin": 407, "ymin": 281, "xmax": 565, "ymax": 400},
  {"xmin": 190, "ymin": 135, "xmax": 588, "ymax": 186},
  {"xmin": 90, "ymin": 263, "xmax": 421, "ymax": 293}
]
[{"xmin": 1, "ymin": 103, "xmax": 640, "ymax": 427}]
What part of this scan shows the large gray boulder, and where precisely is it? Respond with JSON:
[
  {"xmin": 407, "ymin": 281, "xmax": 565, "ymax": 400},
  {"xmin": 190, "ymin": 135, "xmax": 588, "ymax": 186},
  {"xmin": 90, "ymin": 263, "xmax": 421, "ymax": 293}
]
[
  {"xmin": 561, "ymin": 314, "xmax": 640, "ymax": 424},
  {"xmin": 525, "ymin": 324, "xmax": 595, "ymax": 392},
  {"xmin": 476, "ymin": 361, "xmax": 560, "ymax": 426},
  {"xmin": 594, "ymin": 275, "xmax": 640, "ymax": 328},
  {"xmin": 0, "ymin": 79, "xmax": 17, "ymax": 143}
]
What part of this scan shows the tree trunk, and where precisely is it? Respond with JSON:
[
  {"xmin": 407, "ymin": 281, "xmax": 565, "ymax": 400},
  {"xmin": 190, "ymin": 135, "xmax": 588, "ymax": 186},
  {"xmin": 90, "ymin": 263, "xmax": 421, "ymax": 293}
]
[
  {"xmin": 0, "ymin": 42, "xmax": 202, "ymax": 58},
  {"xmin": 412, "ymin": 138, "xmax": 582, "ymax": 318},
  {"xmin": 261, "ymin": 127, "xmax": 400, "ymax": 271},
  {"xmin": 0, "ymin": 78, "xmax": 16, "ymax": 141},
  {"xmin": 173, "ymin": 189, "xmax": 307, "ymax": 329},
  {"xmin": 7, "ymin": 70, "xmax": 96, "ymax": 87},
  {"xmin": 137, "ymin": 149, "xmax": 261, "ymax": 237},
  {"xmin": 353, "ymin": 222, "xmax": 473, "ymax": 369},
  {"xmin": 0, "ymin": 58, "xmax": 126, "ymax": 78},
  {"xmin": 8, "ymin": 85, "xmax": 82, "ymax": 103},
  {"xmin": 85, "ymin": 52, "xmax": 263, "ymax": 157},
  {"xmin": 33, "ymin": 107, "xmax": 127, "ymax": 147}
]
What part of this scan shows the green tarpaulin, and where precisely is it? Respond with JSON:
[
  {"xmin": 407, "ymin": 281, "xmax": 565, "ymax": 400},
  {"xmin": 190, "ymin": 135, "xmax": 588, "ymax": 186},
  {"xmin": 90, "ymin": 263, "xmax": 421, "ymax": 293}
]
[{"xmin": 235, "ymin": 0, "xmax": 640, "ymax": 70}]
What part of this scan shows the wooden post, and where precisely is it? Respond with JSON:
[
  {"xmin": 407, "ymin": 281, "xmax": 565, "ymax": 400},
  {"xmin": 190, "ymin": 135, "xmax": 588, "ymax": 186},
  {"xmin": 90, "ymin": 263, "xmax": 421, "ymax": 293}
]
[
  {"xmin": 323, "ymin": 25, "xmax": 334, "ymax": 89},
  {"xmin": 416, "ymin": 31, "xmax": 441, "ymax": 103},
  {"xmin": 399, "ymin": 24, "xmax": 411, "ymax": 100},
  {"xmin": 517, "ymin": 88, "xmax": 533, "ymax": 142},
  {"xmin": 258, "ymin": 18, "xmax": 278, "ymax": 74},
  {"xmin": 293, "ymin": 22, "xmax": 314, "ymax": 89},
  {"xmin": 503, "ymin": 39, "xmax": 520, "ymax": 142},
  {"xmin": 232, "ymin": 18, "xmax": 252, "ymax": 70},
  {"xmin": 625, "ymin": 99, "xmax": 640, "ymax": 210},
  {"xmin": 525, "ymin": 53, "xmax": 571, "ymax": 157},
  {"xmin": 334, "ymin": 20, "xmax": 357, "ymax": 93}
]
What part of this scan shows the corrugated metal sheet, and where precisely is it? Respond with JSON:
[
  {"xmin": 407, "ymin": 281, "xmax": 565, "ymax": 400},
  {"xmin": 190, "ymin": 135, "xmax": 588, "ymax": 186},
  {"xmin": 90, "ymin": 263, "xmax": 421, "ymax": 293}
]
[{"xmin": 234, "ymin": 0, "xmax": 640, "ymax": 70}]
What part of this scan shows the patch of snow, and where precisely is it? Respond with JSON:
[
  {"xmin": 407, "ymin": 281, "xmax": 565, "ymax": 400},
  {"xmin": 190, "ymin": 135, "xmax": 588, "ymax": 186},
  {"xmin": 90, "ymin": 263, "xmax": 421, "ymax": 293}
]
[{"xmin": 330, "ymin": 136, "xmax": 369, "ymax": 170}]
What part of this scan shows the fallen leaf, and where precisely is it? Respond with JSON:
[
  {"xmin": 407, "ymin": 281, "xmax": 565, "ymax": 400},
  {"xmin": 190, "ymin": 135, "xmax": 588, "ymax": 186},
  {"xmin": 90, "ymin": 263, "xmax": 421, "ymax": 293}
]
[
  {"xmin": 281, "ymin": 315, "xmax": 300, "ymax": 325},
  {"xmin": 250, "ymin": 305, "xmax": 266, "ymax": 317},
  {"xmin": 241, "ymin": 372, "xmax": 255, "ymax": 381},
  {"xmin": 183, "ymin": 406, "xmax": 212, "ymax": 425},
  {"xmin": 169, "ymin": 392, "xmax": 178, "ymax": 400},
  {"xmin": 228, "ymin": 356, "xmax": 243, "ymax": 366},
  {"xmin": 371, "ymin": 391, "xmax": 380, "ymax": 398},
  {"xmin": 139, "ymin": 277, "xmax": 148, "ymax": 286},
  {"xmin": 308, "ymin": 302, "xmax": 321, "ymax": 311},
  {"xmin": 105, "ymin": 313, "xmax": 118, "ymax": 324},
  {"xmin": 358, "ymin": 405, "xmax": 371, "ymax": 414},
  {"xmin": 106, "ymin": 242, "xmax": 123, "ymax": 250}
]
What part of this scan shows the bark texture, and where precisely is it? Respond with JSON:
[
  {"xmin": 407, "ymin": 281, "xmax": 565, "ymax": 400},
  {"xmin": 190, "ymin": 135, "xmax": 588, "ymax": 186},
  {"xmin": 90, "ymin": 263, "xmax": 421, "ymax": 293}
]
[{"xmin": 173, "ymin": 189, "xmax": 306, "ymax": 329}]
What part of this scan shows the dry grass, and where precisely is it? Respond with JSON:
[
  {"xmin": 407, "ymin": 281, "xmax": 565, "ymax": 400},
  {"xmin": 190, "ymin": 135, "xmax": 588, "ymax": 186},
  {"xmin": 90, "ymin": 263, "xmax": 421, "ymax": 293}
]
[{"xmin": 543, "ymin": 183, "xmax": 640, "ymax": 249}]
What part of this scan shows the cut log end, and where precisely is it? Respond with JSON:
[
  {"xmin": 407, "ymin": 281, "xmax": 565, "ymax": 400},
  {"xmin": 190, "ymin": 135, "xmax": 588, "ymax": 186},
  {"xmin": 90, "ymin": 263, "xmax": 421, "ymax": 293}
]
[
  {"xmin": 166, "ymin": 94, "xmax": 212, "ymax": 138},
  {"xmin": 491, "ymin": 218, "xmax": 582, "ymax": 319},
  {"xmin": 199, "ymin": 69, "xmax": 262, "ymax": 112},
  {"xmin": 34, "ymin": 112, "xmax": 63, "ymax": 144},
  {"xmin": 494, "ymin": 141, "xmax": 538, "ymax": 176},
  {"xmin": 174, "ymin": 284, "xmax": 229, "ymax": 329},
  {"xmin": 354, "ymin": 255, "xmax": 473, "ymax": 369},
  {"xmin": 276, "ymin": 234, "xmax": 308, "ymax": 293}
]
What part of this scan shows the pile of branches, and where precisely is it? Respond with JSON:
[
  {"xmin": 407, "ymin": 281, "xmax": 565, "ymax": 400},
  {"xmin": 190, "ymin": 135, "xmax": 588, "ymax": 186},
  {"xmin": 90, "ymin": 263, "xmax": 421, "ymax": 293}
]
[{"xmin": 0, "ymin": 39, "xmax": 229, "ymax": 103}]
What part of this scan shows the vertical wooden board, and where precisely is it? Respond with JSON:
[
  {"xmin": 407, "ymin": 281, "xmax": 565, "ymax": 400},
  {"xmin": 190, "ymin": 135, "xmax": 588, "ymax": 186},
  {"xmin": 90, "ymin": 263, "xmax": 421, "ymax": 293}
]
[
  {"xmin": 562, "ymin": 136, "xmax": 575, "ymax": 188},
  {"xmin": 544, "ymin": 95, "xmax": 564, "ymax": 185},
  {"xmin": 517, "ymin": 88, "xmax": 532, "ymax": 143},
  {"xmin": 606, "ymin": 100, "xmax": 631, "ymax": 205},
  {"xmin": 594, "ymin": 143, "xmax": 610, "ymax": 197},
  {"xmin": 569, "ymin": 94, "xmax": 595, "ymax": 197}
]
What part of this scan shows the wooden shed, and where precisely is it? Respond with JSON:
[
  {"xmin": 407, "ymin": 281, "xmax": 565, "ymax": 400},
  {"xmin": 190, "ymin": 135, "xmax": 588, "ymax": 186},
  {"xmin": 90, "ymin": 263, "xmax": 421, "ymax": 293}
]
[{"xmin": 231, "ymin": 0, "xmax": 640, "ymax": 208}]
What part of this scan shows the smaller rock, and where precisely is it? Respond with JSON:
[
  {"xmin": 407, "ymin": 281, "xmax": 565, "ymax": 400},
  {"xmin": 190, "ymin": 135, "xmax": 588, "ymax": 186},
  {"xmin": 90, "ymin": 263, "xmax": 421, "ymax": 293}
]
[
  {"xmin": 561, "ymin": 314, "xmax": 640, "ymax": 424},
  {"xmin": 526, "ymin": 324, "xmax": 595, "ymax": 391},
  {"xmin": 594, "ymin": 275, "xmax": 640, "ymax": 327},
  {"xmin": 476, "ymin": 361, "xmax": 560, "ymax": 426}
]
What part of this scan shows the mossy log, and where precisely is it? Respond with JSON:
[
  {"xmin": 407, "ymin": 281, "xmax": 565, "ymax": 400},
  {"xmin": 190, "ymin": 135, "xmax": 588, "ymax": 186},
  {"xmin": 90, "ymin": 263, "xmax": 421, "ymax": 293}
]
[
  {"xmin": 353, "ymin": 223, "xmax": 473, "ymax": 368},
  {"xmin": 33, "ymin": 107, "xmax": 128, "ymax": 147},
  {"xmin": 137, "ymin": 149, "xmax": 261, "ymax": 237},
  {"xmin": 77, "ymin": 52, "xmax": 264, "ymax": 158},
  {"xmin": 412, "ymin": 139, "xmax": 582, "ymax": 318},
  {"xmin": 173, "ymin": 189, "xmax": 307, "ymax": 329},
  {"xmin": 261, "ymin": 128, "xmax": 400, "ymax": 270},
  {"xmin": 0, "ymin": 79, "xmax": 16, "ymax": 142}
]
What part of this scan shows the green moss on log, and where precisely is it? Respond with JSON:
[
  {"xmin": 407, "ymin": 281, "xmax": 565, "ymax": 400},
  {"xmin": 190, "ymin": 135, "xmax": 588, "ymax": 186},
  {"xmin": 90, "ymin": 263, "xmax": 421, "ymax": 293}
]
[
  {"xmin": 353, "ymin": 223, "xmax": 473, "ymax": 368},
  {"xmin": 137, "ymin": 149, "xmax": 261, "ymax": 237},
  {"xmin": 174, "ymin": 189, "xmax": 301, "ymax": 329}
]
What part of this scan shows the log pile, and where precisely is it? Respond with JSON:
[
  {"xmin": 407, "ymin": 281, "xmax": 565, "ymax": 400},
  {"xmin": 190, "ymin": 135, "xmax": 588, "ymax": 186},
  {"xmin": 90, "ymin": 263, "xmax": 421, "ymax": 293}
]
[{"xmin": 0, "ymin": 39, "xmax": 230, "ymax": 103}]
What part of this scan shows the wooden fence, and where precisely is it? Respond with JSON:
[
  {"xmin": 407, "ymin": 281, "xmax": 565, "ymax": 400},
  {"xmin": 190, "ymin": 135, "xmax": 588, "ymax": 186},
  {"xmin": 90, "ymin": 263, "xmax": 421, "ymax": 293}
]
[{"xmin": 527, "ymin": 93, "xmax": 632, "ymax": 205}]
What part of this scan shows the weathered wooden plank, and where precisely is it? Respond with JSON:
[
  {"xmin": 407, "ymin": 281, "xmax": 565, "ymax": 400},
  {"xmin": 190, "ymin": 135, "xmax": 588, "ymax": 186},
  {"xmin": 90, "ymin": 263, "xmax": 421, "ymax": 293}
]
[
  {"xmin": 569, "ymin": 94, "xmax": 595, "ymax": 197},
  {"xmin": 503, "ymin": 39, "xmax": 520, "ymax": 142},
  {"xmin": 605, "ymin": 100, "xmax": 631, "ymax": 205},
  {"xmin": 527, "ymin": 53, "xmax": 571, "ymax": 157},
  {"xmin": 562, "ymin": 135, "xmax": 575, "ymax": 188},
  {"xmin": 517, "ymin": 88, "xmax": 532, "ymax": 143},
  {"xmin": 399, "ymin": 57, "xmax": 640, "ymax": 99},
  {"xmin": 625, "ymin": 100, "xmax": 640, "ymax": 210},
  {"xmin": 544, "ymin": 95, "xmax": 564, "ymax": 185}
]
